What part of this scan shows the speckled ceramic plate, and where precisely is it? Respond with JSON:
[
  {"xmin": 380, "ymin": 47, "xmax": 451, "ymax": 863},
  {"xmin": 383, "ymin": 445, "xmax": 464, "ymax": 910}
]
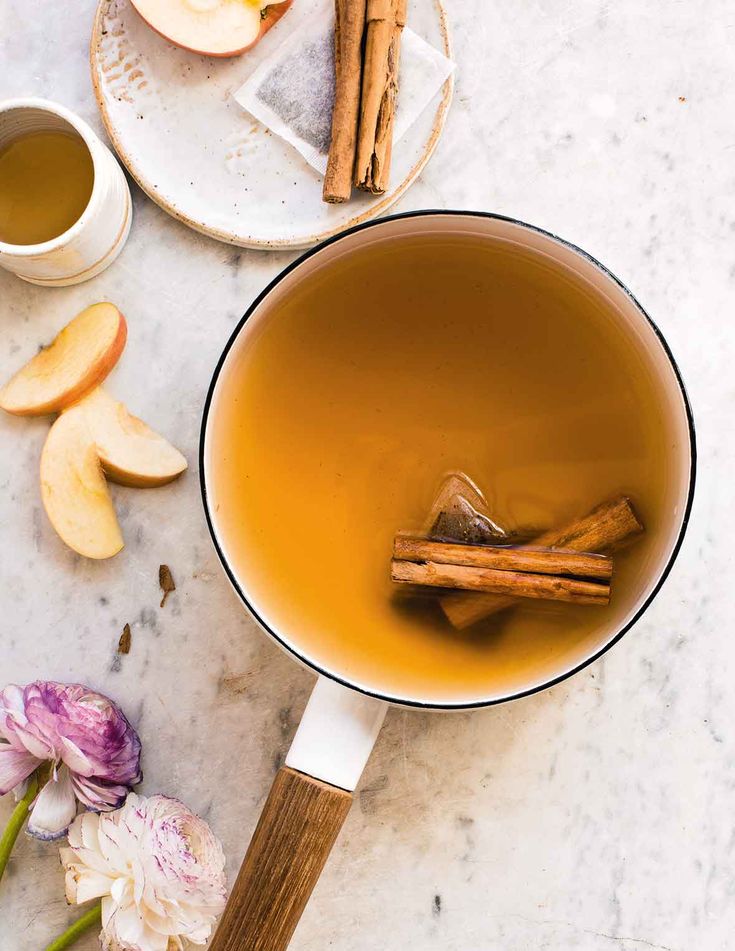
[{"xmin": 90, "ymin": 0, "xmax": 452, "ymax": 249}]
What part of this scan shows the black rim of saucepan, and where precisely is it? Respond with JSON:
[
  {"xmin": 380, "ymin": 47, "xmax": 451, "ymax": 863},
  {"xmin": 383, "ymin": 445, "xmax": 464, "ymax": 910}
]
[{"xmin": 199, "ymin": 209, "xmax": 697, "ymax": 711}]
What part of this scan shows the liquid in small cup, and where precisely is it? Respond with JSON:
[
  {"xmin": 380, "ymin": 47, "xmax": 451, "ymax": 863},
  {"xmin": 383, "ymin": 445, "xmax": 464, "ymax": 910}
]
[
  {"xmin": 0, "ymin": 98, "xmax": 131, "ymax": 286},
  {"xmin": 0, "ymin": 130, "xmax": 94, "ymax": 246}
]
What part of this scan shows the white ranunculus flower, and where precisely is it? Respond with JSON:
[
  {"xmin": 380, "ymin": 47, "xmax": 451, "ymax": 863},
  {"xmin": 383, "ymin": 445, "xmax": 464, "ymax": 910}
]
[{"xmin": 60, "ymin": 793, "xmax": 227, "ymax": 951}]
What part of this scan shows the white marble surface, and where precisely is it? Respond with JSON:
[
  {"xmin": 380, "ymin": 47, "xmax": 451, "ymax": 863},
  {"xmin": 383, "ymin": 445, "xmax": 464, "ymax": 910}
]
[{"xmin": 0, "ymin": 1, "xmax": 732, "ymax": 949}]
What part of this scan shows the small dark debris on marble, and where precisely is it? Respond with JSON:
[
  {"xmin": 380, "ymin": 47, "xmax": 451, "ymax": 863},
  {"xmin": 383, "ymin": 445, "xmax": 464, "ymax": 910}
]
[
  {"xmin": 278, "ymin": 706, "xmax": 292, "ymax": 740},
  {"xmin": 433, "ymin": 894, "xmax": 442, "ymax": 917},
  {"xmin": 218, "ymin": 670, "xmax": 252, "ymax": 698},
  {"xmin": 358, "ymin": 774, "xmax": 389, "ymax": 815},
  {"xmin": 159, "ymin": 564, "xmax": 176, "ymax": 607},
  {"xmin": 118, "ymin": 623, "xmax": 132, "ymax": 655}
]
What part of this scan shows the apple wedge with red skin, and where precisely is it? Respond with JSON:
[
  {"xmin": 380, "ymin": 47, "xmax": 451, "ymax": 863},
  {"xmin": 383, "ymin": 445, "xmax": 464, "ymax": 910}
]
[
  {"xmin": 40, "ymin": 406, "xmax": 125, "ymax": 560},
  {"xmin": 40, "ymin": 388, "xmax": 187, "ymax": 558},
  {"xmin": 3, "ymin": 303, "xmax": 186, "ymax": 559},
  {"xmin": 81, "ymin": 387, "xmax": 188, "ymax": 488},
  {"xmin": 0, "ymin": 302, "xmax": 126, "ymax": 417},
  {"xmin": 129, "ymin": 0, "xmax": 293, "ymax": 58}
]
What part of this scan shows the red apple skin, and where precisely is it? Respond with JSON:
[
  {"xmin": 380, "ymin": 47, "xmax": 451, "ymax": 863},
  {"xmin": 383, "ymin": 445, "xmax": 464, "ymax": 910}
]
[
  {"xmin": 131, "ymin": 0, "xmax": 294, "ymax": 58},
  {"xmin": 55, "ymin": 313, "xmax": 128, "ymax": 414},
  {"xmin": 0, "ymin": 308, "xmax": 128, "ymax": 417}
]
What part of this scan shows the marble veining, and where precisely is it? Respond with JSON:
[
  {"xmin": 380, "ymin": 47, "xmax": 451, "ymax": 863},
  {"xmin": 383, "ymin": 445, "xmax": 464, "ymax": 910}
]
[{"xmin": 1, "ymin": 0, "xmax": 733, "ymax": 948}]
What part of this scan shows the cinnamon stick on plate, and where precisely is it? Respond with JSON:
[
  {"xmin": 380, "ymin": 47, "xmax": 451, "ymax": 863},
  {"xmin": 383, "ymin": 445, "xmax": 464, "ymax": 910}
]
[
  {"xmin": 440, "ymin": 496, "xmax": 643, "ymax": 629},
  {"xmin": 323, "ymin": 0, "xmax": 368, "ymax": 203},
  {"xmin": 354, "ymin": 0, "xmax": 407, "ymax": 194}
]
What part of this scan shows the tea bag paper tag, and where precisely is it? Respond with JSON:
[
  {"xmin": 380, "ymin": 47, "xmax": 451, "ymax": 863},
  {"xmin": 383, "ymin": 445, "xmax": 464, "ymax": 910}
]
[{"xmin": 232, "ymin": 0, "xmax": 455, "ymax": 176}]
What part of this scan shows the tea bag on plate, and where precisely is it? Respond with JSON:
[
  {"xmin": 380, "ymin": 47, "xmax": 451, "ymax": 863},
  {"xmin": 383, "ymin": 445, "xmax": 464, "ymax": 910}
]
[{"xmin": 232, "ymin": 0, "xmax": 454, "ymax": 175}]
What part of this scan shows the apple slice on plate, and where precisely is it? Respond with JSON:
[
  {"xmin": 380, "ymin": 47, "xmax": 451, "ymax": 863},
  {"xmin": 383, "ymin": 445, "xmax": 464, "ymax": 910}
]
[
  {"xmin": 0, "ymin": 302, "xmax": 126, "ymax": 417},
  {"xmin": 40, "ymin": 407, "xmax": 124, "ymax": 560},
  {"xmin": 129, "ymin": 0, "xmax": 293, "ymax": 58},
  {"xmin": 81, "ymin": 388, "xmax": 187, "ymax": 488}
]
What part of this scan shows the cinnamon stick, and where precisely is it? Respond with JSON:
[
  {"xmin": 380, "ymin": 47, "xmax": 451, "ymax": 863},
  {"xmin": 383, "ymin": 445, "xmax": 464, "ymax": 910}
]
[
  {"xmin": 354, "ymin": 0, "xmax": 407, "ymax": 194},
  {"xmin": 391, "ymin": 560, "xmax": 611, "ymax": 605},
  {"xmin": 440, "ymin": 496, "xmax": 643, "ymax": 629},
  {"xmin": 393, "ymin": 536, "xmax": 613, "ymax": 580},
  {"xmin": 323, "ymin": 0, "xmax": 367, "ymax": 203}
]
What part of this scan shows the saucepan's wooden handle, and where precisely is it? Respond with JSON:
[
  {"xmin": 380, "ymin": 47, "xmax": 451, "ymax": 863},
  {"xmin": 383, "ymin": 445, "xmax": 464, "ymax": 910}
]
[
  {"xmin": 210, "ymin": 765, "xmax": 352, "ymax": 951},
  {"xmin": 210, "ymin": 677, "xmax": 388, "ymax": 951}
]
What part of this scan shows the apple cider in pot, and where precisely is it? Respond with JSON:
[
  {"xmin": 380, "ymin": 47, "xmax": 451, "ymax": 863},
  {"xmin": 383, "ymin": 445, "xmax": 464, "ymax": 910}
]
[{"xmin": 208, "ymin": 235, "xmax": 681, "ymax": 704}]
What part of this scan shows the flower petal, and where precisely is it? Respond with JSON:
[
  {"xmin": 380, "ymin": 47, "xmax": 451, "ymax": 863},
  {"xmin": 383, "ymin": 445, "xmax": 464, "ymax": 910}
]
[
  {"xmin": 59, "ymin": 736, "xmax": 94, "ymax": 776},
  {"xmin": 71, "ymin": 772, "xmax": 128, "ymax": 811},
  {"xmin": 73, "ymin": 868, "xmax": 114, "ymax": 904},
  {"xmin": 8, "ymin": 723, "xmax": 55, "ymax": 761},
  {"xmin": 27, "ymin": 766, "xmax": 77, "ymax": 840},
  {"xmin": 0, "ymin": 746, "xmax": 39, "ymax": 795},
  {"xmin": 61, "ymin": 843, "xmax": 115, "ymax": 905},
  {"xmin": 76, "ymin": 810, "xmax": 103, "ymax": 852},
  {"xmin": 109, "ymin": 875, "xmax": 133, "ymax": 907},
  {"xmin": 108, "ymin": 900, "xmax": 149, "ymax": 949},
  {"xmin": 0, "ymin": 684, "xmax": 28, "ymax": 738}
]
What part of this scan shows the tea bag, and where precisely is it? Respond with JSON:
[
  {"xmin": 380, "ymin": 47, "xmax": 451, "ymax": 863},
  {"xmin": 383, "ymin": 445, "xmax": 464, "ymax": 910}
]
[
  {"xmin": 425, "ymin": 472, "xmax": 509, "ymax": 546},
  {"xmin": 390, "ymin": 472, "xmax": 513, "ymax": 606},
  {"xmin": 232, "ymin": 0, "xmax": 455, "ymax": 176}
]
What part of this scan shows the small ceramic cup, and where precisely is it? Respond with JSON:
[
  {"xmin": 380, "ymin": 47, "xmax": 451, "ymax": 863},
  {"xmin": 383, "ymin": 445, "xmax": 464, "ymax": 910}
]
[{"xmin": 0, "ymin": 98, "xmax": 132, "ymax": 286}]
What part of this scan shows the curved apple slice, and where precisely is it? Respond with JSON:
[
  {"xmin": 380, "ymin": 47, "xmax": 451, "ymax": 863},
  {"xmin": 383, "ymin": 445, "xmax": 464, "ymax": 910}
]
[
  {"xmin": 0, "ymin": 303, "xmax": 127, "ymax": 417},
  {"xmin": 80, "ymin": 388, "xmax": 188, "ymax": 488},
  {"xmin": 40, "ymin": 407, "xmax": 124, "ymax": 560},
  {"xmin": 129, "ymin": 0, "xmax": 292, "ymax": 58}
]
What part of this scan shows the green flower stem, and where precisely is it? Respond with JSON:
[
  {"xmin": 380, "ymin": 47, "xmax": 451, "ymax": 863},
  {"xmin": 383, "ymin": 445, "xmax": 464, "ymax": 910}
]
[
  {"xmin": 45, "ymin": 903, "xmax": 102, "ymax": 951},
  {"xmin": 0, "ymin": 771, "xmax": 38, "ymax": 884}
]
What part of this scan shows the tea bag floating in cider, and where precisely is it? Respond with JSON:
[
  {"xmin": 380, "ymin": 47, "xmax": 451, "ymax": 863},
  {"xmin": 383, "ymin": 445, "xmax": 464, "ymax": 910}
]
[
  {"xmin": 423, "ymin": 472, "xmax": 543, "ymax": 547},
  {"xmin": 390, "ymin": 473, "xmax": 509, "ymax": 602},
  {"xmin": 232, "ymin": 0, "xmax": 455, "ymax": 176},
  {"xmin": 425, "ymin": 472, "xmax": 509, "ymax": 545}
]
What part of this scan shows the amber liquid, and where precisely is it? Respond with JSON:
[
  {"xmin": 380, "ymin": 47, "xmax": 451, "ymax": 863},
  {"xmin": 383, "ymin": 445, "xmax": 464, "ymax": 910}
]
[
  {"xmin": 209, "ymin": 236, "xmax": 681, "ymax": 704},
  {"xmin": 0, "ymin": 131, "xmax": 94, "ymax": 245}
]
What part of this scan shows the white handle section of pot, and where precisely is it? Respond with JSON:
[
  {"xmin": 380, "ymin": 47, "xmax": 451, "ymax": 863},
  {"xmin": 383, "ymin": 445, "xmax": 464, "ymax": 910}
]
[{"xmin": 285, "ymin": 676, "xmax": 388, "ymax": 791}]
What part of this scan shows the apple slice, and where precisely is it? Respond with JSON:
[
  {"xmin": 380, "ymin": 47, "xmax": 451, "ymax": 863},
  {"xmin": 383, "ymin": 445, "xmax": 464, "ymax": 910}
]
[
  {"xmin": 40, "ymin": 407, "xmax": 124, "ymax": 560},
  {"xmin": 80, "ymin": 388, "xmax": 188, "ymax": 488},
  {"xmin": 0, "ymin": 303, "xmax": 127, "ymax": 417},
  {"xmin": 129, "ymin": 0, "xmax": 292, "ymax": 58}
]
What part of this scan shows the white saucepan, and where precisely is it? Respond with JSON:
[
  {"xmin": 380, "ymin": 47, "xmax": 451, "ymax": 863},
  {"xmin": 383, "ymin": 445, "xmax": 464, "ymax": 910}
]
[{"xmin": 200, "ymin": 211, "xmax": 695, "ymax": 951}]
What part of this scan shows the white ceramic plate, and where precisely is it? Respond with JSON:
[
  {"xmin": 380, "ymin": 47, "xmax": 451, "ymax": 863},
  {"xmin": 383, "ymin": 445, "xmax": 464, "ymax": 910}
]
[{"xmin": 90, "ymin": 0, "xmax": 452, "ymax": 249}]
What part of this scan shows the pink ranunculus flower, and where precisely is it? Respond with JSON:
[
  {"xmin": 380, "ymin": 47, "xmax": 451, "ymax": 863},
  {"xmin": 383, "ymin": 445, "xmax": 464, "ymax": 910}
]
[
  {"xmin": 0, "ymin": 682, "xmax": 142, "ymax": 840},
  {"xmin": 61, "ymin": 793, "xmax": 227, "ymax": 951}
]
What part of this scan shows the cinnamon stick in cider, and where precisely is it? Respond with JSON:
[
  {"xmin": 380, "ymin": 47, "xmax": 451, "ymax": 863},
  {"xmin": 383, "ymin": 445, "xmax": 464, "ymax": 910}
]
[
  {"xmin": 323, "ymin": 0, "xmax": 368, "ymax": 203},
  {"xmin": 440, "ymin": 496, "xmax": 644, "ymax": 629},
  {"xmin": 354, "ymin": 0, "xmax": 407, "ymax": 194},
  {"xmin": 391, "ymin": 560, "xmax": 611, "ymax": 605},
  {"xmin": 393, "ymin": 536, "xmax": 614, "ymax": 580}
]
